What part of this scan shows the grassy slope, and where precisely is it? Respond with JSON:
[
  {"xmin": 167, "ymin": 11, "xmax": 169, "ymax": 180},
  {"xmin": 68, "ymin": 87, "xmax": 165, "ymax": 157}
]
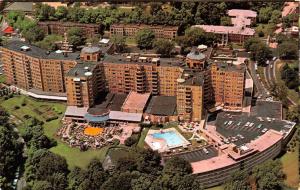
[
  {"xmin": 281, "ymin": 136, "xmax": 299, "ymax": 188},
  {"xmin": 0, "ymin": 95, "xmax": 109, "ymax": 169}
]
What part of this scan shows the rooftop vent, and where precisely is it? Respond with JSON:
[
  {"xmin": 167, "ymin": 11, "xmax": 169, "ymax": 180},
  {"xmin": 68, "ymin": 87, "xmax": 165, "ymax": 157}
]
[{"xmin": 20, "ymin": 46, "xmax": 30, "ymax": 51}]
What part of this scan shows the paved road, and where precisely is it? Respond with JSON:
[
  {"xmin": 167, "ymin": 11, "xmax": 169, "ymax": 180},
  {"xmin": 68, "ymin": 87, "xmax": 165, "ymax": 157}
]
[
  {"xmin": 264, "ymin": 59, "xmax": 296, "ymax": 106},
  {"xmin": 248, "ymin": 61, "xmax": 269, "ymax": 100}
]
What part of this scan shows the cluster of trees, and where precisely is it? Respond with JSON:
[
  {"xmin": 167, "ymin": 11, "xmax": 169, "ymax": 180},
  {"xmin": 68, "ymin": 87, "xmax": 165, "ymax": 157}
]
[
  {"xmin": 0, "ymin": 108, "xmax": 23, "ymax": 189},
  {"xmin": 276, "ymin": 34, "xmax": 298, "ymax": 60},
  {"xmin": 33, "ymin": 2, "xmax": 284, "ymax": 32},
  {"xmin": 280, "ymin": 63, "xmax": 299, "ymax": 90},
  {"xmin": 23, "ymin": 147, "xmax": 202, "ymax": 190},
  {"xmin": 225, "ymin": 159, "xmax": 285, "ymax": 190},
  {"xmin": 244, "ymin": 37, "xmax": 272, "ymax": 65}
]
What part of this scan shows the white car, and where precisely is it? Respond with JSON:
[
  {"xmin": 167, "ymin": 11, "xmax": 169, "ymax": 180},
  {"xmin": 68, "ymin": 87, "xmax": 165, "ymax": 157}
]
[{"xmin": 272, "ymin": 57, "xmax": 277, "ymax": 61}]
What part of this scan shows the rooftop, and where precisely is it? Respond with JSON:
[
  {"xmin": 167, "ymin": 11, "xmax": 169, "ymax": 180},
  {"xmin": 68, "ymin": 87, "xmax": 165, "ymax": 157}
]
[
  {"xmin": 186, "ymin": 50, "xmax": 206, "ymax": 60},
  {"xmin": 121, "ymin": 92, "xmax": 151, "ymax": 113},
  {"xmin": 88, "ymin": 93, "xmax": 127, "ymax": 115},
  {"xmin": 213, "ymin": 61, "xmax": 246, "ymax": 73},
  {"xmin": 193, "ymin": 25, "xmax": 255, "ymax": 36},
  {"xmin": 110, "ymin": 23, "xmax": 179, "ymax": 31},
  {"xmin": 250, "ymin": 100, "xmax": 282, "ymax": 119},
  {"xmin": 179, "ymin": 72, "xmax": 204, "ymax": 86},
  {"xmin": 227, "ymin": 9, "xmax": 257, "ymax": 18},
  {"xmin": 3, "ymin": 41, "xmax": 79, "ymax": 60},
  {"xmin": 103, "ymin": 54, "xmax": 185, "ymax": 68},
  {"xmin": 145, "ymin": 96, "xmax": 177, "ymax": 116},
  {"xmin": 166, "ymin": 146, "xmax": 218, "ymax": 163},
  {"xmin": 81, "ymin": 46, "xmax": 101, "ymax": 54},
  {"xmin": 4, "ymin": 2, "xmax": 34, "ymax": 12},
  {"xmin": 191, "ymin": 129, "xmax": 282, "ymax": 174},
  {"xmin": 66, "ymin": 62, "xmax": 98, "ymax": 78},
  {"xmin": 214, "ymin": 112, "xmax": 295, "ymax": 146}
]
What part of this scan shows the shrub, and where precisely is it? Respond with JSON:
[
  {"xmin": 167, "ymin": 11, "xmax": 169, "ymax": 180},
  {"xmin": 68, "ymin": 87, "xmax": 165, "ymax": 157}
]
[
  {"xmin": 14, "ymin": 105, "xmax": 20, "ymax": 110},
  {"xmin": 4, "ymin": 96, "xmax": 9, "ymax": 100},
  {"xmin": 21, "ymin": 103, "xmax": 26, "ymax": 106},
  {"xmin": 112, "ymin": 139, "xmax": 120, "ymax": 146},
  {"xmin": 8, "ymin": 94, "xmax": 13, "ymax": 98},
  {"xmin": 125, "ymin": 134, "xmax": 139, "ymax": 147},
  {"xmin": 45, "ymin": 116, "xmax": 58, "ymax": 122}
]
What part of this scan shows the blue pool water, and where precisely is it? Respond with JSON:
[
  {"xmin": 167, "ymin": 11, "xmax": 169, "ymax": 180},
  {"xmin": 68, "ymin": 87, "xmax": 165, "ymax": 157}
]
[{"xmin": 152, "ymin": 131, "xmax": 185, "ymax": 147}]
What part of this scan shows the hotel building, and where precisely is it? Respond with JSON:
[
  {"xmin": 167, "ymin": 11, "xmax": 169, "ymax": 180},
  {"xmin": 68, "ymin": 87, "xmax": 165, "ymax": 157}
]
[{"xmin": 110, "ymin": 24, "xmax": 178, "ymax": 40}]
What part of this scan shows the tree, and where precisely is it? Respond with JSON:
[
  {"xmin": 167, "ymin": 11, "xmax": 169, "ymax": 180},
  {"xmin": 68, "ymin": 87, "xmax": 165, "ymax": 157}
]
[
  {"xmin": 184, "ymin": 27, "xmax": 206, "ymax": 47},
  {"xmin": 25, "ymin": 149, "xmax": 69, "ymax": 184},
  {"xmin": 35, "ymin": 34, "xmax": 63, "ymax": 51},
  {"xmin": 6, "ymin": 11, "xmax": 25, "ymax": 26},
  {"xmin": 35, "ymin": 3, "xmax": 55, "ymax": 21},
  {"xmin": 252, "ymin": 159, "xmax": 285, "ymax": 190},
  {"xmin": 270, "ymin": 82, "xmax": 288, "ymax": 106},
  {"xmin": 153, "ymin": 39, "xmax": 175, "ymax": 57},
  {"xmin": 286, "ymin": 105, "xmax": 300, "ymax": 123},
  {"xmin": 278, "ymin": 41, "xmax": 298, "ymax": 59},
  {"xmin": 220, "ymin": 16, "xmax": 231, "ymax": 26},
  {"xmin": 0, "ymin": 124, "xmax": 23, "ymax": 188},
  {"xmin": 22, "ymin": 27, "xmax": 45, "ymax": 43},
  {"xmin": 67, "ymin": 27, "xmax": 85, "ymax": 49},
  {"xmin": 269, "ymin": 10, "xmax": 281, "ymax": 24},
  {"xmin": 136, "ymin": 149, "xmax": 162, "ymax": 175},
  {"xmin": 32, "ymin": 181, "xmax": 53, "ymax": 190},
  {"xmin": 135, "ymin": 28, "xmax": 155, "ymax": 49},
  {"xmin": 258, "ymin": 7, "xmax": 273, "ymax": 23},
  {"xmin": 163, "ymin": 157, "xmax": 192, "ymax": 176},
  {"xmin": 112, "ymin": 35, "xmax": 126, "ymax": 53},
  {"xmin": 224, "ymin": 170, "xmax": 251, "ymax": 190},
  {"xmin": 54, "ymin": 6, "xmax": 68, "ymax": 21},
  {"xmin": 244, "ymin": 37, "xmax": 272, "ymax": 65},
  {"xmin": 101, "ymin": 171, "xmax": 137, "ymax": 190}
]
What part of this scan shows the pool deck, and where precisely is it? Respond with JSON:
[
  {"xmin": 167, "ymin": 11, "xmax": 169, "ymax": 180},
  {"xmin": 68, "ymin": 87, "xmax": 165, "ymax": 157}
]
[{"xmin": 145, "ymin": 128, "xmax": 191, "ymax": 153}]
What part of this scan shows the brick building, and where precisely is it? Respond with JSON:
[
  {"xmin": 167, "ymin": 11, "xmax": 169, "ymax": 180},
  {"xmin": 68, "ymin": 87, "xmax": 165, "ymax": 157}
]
[
  {"xmin": 110, "ymin": 24, "xmax": 178, "ymax": 40},
  {"xmin": 0, "ymin": 41, "xmax": 78, "ymax": 93},
  {"xmin": 38, "ymin": 21, "xmax": 102, "ymax": 38}
]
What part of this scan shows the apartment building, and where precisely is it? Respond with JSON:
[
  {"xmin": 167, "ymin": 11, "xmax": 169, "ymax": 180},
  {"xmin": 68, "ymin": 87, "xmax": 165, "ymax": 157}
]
[
  {"xmin": 102, "ymin": 55, "xmax": 184, "ymax": 96},
  {"xmin": 110, "ymin": 24, "xmax": 178, "ymax": 40},
  {"xmin": 0, "ymin": 41, "xmax": 78, "ymax": 93},
  {"xmin": 38, "ymin": 21, "xmax": 102, "ymax": 38},
  {"xmin": 177, "ymin": 73, "xmax": 203, "ymax": 121},
  {"xmin": 209, "ymin": 62, "xmax": 245, "ymax": 111},
  {"xmin": 65, "ymin": 62, "xmax": 105, "ymax": 107}
]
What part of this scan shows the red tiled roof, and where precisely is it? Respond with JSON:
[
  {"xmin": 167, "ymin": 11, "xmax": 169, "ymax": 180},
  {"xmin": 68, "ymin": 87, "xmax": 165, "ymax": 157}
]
[{"xmin": 3, "ymin": 26, "xmax": 14, "ymax": 34}]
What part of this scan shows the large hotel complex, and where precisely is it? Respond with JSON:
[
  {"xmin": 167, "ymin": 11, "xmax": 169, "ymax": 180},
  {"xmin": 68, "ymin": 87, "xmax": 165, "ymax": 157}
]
[{"xmin": 0, "ymin": 7, "xmax": 298, "ymax": 189}]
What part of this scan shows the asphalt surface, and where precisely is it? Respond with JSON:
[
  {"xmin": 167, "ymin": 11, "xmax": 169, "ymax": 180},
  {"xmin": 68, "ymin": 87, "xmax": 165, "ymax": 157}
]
[{"xmin": 248, "ymin": 61, "xmax": 270, "ymax": 100}]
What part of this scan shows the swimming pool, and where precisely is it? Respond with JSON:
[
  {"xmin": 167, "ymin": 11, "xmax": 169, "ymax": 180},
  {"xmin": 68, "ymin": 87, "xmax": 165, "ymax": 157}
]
[{"xmin": 152, "ymin": 131, "xmax": 185, "ymax": 147}]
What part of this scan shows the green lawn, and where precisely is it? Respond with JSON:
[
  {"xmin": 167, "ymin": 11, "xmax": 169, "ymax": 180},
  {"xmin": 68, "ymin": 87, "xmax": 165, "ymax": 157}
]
[
  {"xmin": 0, "ymin": 95, "xmax": 110, "ymax": 169},
  {"xmin": 0, "ymin": 75, "xmax": 6, "ymax": 83},
  {"xmin": 125, "ymin": 37, "xmax": 137, "ymax": 46},
  {"xmin": 206, "ymin": 186, "xmax": 224, "ymax": 190},
  {"xmin": 281, "ymin": 133, "xmax": 299, "ymax": 188},
  {"xmin": 50, "ymin": 143, "xmax": 110, "ymax": 169}
]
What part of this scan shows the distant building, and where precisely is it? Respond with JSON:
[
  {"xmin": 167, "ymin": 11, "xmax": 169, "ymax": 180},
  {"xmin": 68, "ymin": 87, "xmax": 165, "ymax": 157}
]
[
  {"xmin": 38, "ymin": 21, "xmax": 102, "ymax": 39},
  {"xmin": 192, "ymin": 9, "xmax": 257, "ymax": 44},
  {"xmin": 110, "ymin": 24, "xmax": 178, "ymax": 40}
]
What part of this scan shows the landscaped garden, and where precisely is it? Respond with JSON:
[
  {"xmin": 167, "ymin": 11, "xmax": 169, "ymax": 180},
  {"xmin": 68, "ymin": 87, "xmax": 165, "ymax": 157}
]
[{"xmin": 0, "ymin": 95, "xmax": 111, "ymax": 169}]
